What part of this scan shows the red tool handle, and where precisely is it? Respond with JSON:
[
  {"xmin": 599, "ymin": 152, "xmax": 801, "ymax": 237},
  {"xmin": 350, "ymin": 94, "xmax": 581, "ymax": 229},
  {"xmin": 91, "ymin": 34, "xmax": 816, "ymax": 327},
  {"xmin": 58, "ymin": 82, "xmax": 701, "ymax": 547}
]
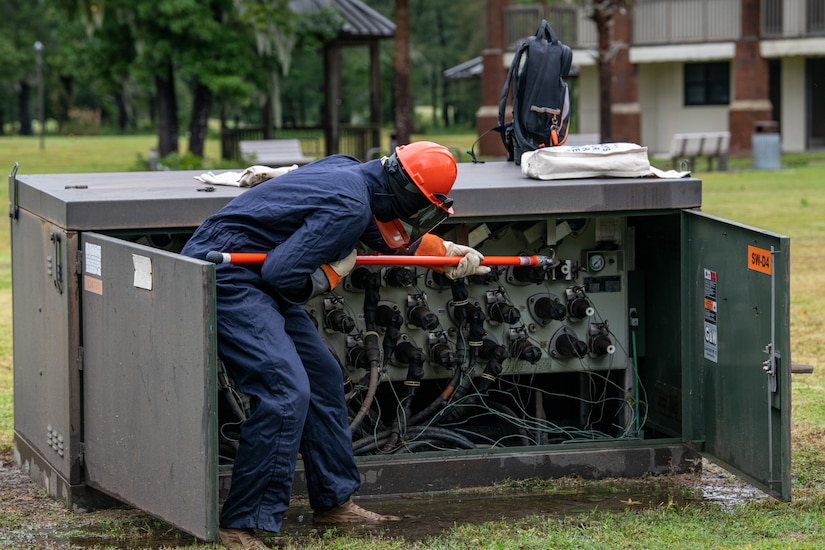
[
  {"xmin": 355, "ymin": 255, "xmax": 544, "ymax": 267},
  {"xmin": 206, "ymin": 251, "xmax": 548, "ymax": 267}
]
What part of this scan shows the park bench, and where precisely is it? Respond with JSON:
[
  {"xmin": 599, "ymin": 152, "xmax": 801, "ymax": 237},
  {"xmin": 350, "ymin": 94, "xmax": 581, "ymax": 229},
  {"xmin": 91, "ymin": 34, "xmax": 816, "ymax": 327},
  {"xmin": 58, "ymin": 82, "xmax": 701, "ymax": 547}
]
[
  {"xmin": 239, "ymin": 139, "xmax": 316, "ymax": 167},
  {"xmin": 654, "ymin": 131, "xmax": 730, "ymax": 172}
]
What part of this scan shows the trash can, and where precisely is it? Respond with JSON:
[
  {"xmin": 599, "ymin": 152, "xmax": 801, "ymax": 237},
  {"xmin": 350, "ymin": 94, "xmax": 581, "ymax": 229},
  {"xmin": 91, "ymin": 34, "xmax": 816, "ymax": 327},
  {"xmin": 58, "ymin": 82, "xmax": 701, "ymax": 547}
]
[{"xmin": 752, "ymin": 120, "xmax": 781, "ymax": 170}]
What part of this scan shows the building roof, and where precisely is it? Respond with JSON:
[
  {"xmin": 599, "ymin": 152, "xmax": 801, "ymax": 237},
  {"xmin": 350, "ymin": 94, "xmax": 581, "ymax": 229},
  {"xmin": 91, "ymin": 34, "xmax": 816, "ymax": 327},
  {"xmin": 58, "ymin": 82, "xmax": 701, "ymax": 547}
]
[
  {"xmin": 443, "ymin": 56, "xmax": 482, "ymax": 80},
  {"xmin": 290, "ymin": 0, "xmax": 395, "ymax": 39},
  {"xmin": 445, "ymin": 55, "xmax": 581, "ymax": 81}
]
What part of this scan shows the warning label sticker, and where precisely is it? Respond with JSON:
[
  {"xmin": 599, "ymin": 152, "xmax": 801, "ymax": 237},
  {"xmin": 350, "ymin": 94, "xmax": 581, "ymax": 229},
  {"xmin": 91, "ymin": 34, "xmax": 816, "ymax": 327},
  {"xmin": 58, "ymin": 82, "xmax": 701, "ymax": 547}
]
[
  {"xmin": 703, "ymin": 268, "xmax": 718, "ymax": 363},
  {"xmin": 748, "ymin": 245, "xmax": 772, "ymax": 275}
]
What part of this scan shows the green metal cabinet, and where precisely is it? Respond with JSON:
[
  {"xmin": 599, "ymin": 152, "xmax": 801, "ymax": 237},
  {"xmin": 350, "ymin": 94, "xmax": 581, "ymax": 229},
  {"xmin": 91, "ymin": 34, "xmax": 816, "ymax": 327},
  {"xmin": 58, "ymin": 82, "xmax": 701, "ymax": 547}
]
[{"xmin": 10, "ymin": 165, "xmax": 790, "ymax": 541}]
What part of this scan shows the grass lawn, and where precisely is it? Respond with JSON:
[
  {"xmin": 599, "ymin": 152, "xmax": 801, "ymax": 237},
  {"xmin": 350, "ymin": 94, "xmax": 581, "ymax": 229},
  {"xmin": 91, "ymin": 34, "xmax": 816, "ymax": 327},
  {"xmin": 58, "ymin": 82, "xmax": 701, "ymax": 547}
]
[
  {"xmin": 1, "ymin": 134, "xmax": 824, "ymax": 548},
  {"xmin": 1, "ymin": 134, "xmax": 227, "ymax": 175}
]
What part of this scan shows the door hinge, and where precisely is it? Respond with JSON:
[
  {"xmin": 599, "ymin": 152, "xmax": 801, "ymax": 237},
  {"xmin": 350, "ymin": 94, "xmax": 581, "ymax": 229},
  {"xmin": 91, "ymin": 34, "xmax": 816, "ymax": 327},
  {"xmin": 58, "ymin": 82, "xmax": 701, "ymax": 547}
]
[
  {"xmin": 76, "ymin": 249, "xmax": 84, "ymax": 276},
  {"xmin": 77, "ymin": 346, "xmax": 84, "ymax": 371}
]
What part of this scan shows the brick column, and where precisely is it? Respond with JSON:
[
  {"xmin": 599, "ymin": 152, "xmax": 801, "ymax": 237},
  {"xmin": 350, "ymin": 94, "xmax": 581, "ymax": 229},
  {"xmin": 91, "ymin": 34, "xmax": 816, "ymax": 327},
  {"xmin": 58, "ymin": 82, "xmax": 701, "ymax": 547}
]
[
  {"xmin": 729, "ymin": 0, "xmax": 772, "ymax": 154},
  {"xmin": 477, "ymin": 0, "xmax": 509, "ymax": 157},
  {"xmin": 610, "ymin": 9, "xmax": 641, "ymax": 144}
]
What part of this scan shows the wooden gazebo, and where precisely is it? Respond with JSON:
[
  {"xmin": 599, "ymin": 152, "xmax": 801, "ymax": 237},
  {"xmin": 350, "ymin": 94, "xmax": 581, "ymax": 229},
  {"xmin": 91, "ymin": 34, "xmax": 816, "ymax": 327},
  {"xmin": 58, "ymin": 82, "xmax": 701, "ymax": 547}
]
[{"xmin": 293, "ymin": 0, "xmax": 396, "ymax": 158}]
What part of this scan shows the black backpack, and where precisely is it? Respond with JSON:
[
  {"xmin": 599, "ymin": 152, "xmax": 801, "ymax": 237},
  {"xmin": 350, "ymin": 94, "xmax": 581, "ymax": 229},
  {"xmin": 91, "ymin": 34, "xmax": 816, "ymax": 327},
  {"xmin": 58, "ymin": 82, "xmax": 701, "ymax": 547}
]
[{"xmin": 498, "ymin": 20, "xmax": 573, "ymax": 165}]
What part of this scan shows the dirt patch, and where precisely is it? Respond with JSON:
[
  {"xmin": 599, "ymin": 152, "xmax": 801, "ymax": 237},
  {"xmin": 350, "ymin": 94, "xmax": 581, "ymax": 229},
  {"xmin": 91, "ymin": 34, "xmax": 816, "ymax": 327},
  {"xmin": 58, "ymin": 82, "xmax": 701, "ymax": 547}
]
[
  {"xmin": 0, "ymin": 449, "xmax": 765, "ymax": 549},
  {"xmin": 0, "ymin": 450, "xmax": 195, "ymax": 549},
  {"xmin": 0, "ymin": 450, "xmax": 78, "ymax": 548}
]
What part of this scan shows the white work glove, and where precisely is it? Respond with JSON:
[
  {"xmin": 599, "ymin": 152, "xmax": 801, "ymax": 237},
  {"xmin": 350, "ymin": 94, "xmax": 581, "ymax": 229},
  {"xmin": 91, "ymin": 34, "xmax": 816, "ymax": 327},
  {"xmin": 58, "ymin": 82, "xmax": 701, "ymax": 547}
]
[
  {"xmin": 194, "ymin": 170, "xmax": 246, "ymax": 186},
  {"xmin": 442, "ymin": 241, "xmax": 490, "ymax": 280},
  {"xmin": 238, "ymin": 164, "xmax": 298, "ymax": 187},
  {"xmin": 194, "ymin": 164, "xmax": 299, "ymax": 187}
]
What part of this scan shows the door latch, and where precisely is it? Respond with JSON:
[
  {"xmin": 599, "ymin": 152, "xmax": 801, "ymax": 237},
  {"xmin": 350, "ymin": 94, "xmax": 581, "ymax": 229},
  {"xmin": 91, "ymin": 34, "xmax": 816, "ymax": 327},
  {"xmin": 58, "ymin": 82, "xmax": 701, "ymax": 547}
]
[
  {"xmin": 48, "ymin": 232, "xmax": 64, "ymax": 294},
  {"xmin": 762, "ymin": 343, "xmax": 779, "ymax": 393}
]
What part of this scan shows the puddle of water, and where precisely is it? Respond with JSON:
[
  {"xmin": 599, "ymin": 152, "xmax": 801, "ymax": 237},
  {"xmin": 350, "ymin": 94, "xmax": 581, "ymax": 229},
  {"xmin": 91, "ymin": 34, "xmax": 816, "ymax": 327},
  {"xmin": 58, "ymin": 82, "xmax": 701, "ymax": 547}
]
[
  {"xmin": 53, "ymin": 525, "xmax": 196, "ymax": 549},
  {"xmin": 54, "ymin": 484, "xmax": 688, "ymax": 548},
  {"xmin": 276, "ymin": 483, "xmax": 693, "ymax": 543},
  {"xmin": 689, "ymin": 459, "xmax": 768, "ymax": 510}
]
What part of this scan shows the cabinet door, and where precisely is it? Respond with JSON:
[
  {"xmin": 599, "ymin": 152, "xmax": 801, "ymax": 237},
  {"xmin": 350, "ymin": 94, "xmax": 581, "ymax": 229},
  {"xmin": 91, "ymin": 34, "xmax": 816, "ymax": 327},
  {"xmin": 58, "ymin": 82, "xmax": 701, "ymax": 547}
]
[
  {"xmin": 80, "ymin": 232, "xmax": 219, "ymax": 540},
  {"xmin": 682, "ymin": 211, "xmax": 791, "ymax": 500},
  {"xmin": 11, "ymin": 210, "xmax": 81, "ymax": 487}
]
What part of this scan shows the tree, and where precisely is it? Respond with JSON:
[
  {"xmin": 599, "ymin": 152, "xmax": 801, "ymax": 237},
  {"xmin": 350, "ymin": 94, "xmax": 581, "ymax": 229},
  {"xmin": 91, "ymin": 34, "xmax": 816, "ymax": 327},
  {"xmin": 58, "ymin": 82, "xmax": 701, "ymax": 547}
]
[
  {"xmin": 41, "ymin": 1, "xmax": 140, "ymax": 134},
  {"xmin": 232, "ymin": 0, "xmax": 296, "ymax": 138},
  {"xmin": 55, "ymin": 0, "xmax": 291, "ymax": 158},
  {"xmin": 393, "ymin": 0, "xmax": 412, "ymax": 144},
  {"xmin": 180, "ymin": 0, "xmax": 265, "ymax": 157},
  {"xmin": 278, "ymin": 14, "xmax": 333, "ymax": 128},
  {"xmin": 369, "ymin": 0, "xmax": 487, "ymax": 133},
  {"xmin": 0, "ymin": 0, "xmax": 55, "ymax": 135},
  {"xmin": 409, "ymin": 0, "xmax": 486, "ymax": 130},
  {"xmin": 589, "ymin": 0, "xmax": 631, "ymax": 142}
]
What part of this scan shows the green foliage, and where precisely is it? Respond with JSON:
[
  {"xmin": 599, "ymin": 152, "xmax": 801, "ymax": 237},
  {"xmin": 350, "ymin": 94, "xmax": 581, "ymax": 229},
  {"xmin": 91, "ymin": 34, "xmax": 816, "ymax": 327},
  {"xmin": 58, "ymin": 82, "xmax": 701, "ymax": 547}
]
[
  {"xmin": 157, "ymin": 150, "xmax": 208, "ymax": 170},
  {"xmin": 0, "ymin": 0, "xmax": 495, "ymax": 143}
]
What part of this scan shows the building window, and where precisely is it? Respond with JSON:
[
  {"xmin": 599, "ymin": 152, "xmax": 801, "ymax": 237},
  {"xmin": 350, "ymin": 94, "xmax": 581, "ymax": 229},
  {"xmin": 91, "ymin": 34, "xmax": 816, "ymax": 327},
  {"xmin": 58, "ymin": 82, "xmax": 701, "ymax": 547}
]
[
  {"xmin": 809, "ymin": 0, "xmax": 825, "ymax": 34},
  {"xmin": 684, "ymin": 62, "xmax": 730, "ymax": 106}
]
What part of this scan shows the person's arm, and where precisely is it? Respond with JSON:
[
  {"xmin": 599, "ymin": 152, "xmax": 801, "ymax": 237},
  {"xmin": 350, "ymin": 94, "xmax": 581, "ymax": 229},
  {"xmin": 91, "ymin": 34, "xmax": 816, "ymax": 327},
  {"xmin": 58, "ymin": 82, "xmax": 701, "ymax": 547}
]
[{"xmin": 261, "ymin": 196, "xmax": 369, "ymax": 304}]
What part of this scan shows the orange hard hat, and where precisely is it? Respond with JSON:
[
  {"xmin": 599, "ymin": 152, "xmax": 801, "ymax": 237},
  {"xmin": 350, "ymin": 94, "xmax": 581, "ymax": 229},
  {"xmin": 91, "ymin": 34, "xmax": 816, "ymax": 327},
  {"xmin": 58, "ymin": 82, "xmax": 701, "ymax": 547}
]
[
  {"xmin": 374, "ymin": 141, "xmax": 457, "ymax": 250},
  {"xmin": 395, "ymin": 141, "xmax": 458, "ymax": 209}
]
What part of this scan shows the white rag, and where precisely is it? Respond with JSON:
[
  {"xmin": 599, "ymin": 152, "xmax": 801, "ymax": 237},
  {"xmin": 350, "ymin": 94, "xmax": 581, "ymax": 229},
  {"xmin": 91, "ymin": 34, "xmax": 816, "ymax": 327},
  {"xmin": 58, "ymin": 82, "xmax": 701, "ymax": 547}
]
[{"xmin": 194, "ymin": 164, "xmax": 299, "ymax": 187}]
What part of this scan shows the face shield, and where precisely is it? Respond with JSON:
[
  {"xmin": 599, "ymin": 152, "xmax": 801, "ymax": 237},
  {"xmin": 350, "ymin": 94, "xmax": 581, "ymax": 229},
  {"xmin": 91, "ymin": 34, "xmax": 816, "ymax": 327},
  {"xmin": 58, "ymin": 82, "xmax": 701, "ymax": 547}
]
[{"xmin": 375, "ymin": 192, "xmax": 454, "ymax": 250}]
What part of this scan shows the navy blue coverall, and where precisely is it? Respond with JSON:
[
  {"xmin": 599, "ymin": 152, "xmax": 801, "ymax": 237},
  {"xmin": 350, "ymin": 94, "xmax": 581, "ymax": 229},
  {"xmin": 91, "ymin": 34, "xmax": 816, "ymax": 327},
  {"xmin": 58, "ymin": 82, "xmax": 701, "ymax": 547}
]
[{"xmin": 181, "ymin": 155, "xmax": 396, "ymax": 533}]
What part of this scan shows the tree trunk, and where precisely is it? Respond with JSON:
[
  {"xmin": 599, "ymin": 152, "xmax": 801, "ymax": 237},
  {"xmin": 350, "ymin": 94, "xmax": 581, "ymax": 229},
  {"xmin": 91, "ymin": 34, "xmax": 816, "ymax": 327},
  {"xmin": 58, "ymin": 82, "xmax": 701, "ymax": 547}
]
[
  {"xmin": 155, "ymin": 60, "xmax": 179, "ymax": 158},
  {"xmin": 593, "ymin": 5, "xmax": 614, "ymax": 143},
  {"xmin": 393, "ymin": 0, "xmax": 411, "ymax": 144},
  {"xmin": 436, "ymin": 7, "xmax": 449, "ymax": 128},
  {"xmin": 597, "ymin": 56, "xmax": 612, "ymax": 143},
  {"xmin": 271, "ymin": 73, "xmax": 283, "ymax": 131},
  {"xmin": 116, "ymin": 89, "xmax": 130, "ymax": 132},
  {"xmin": 57, "ymin": 75, "xmax": 73, "ymax": 133},
  {"xmin": 19, "ymin": 81, "xmax": 33, "ymax": 136},
  {"xmin": 262, "ymin": 93, "xmax": 273, "ymax": 140},
  {"xmin": 188, "ymin": 80, "xmax": 212, "ymax": 158}
]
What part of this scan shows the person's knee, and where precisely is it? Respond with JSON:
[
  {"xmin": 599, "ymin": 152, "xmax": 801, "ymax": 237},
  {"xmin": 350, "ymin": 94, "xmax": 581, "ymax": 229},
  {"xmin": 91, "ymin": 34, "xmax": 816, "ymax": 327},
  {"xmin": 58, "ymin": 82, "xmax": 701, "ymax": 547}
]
[{"xmin": 256, "ymin": 375, "xmax": 311, "ymax": 418}]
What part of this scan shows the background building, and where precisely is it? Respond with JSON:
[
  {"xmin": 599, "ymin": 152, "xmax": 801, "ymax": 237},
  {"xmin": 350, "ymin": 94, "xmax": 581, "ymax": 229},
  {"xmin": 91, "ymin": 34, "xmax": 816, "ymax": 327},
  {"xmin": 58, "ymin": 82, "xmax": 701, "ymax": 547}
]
[{"xmin": 475, "ymin": 0, "xmax": 825, "ymax": 157}]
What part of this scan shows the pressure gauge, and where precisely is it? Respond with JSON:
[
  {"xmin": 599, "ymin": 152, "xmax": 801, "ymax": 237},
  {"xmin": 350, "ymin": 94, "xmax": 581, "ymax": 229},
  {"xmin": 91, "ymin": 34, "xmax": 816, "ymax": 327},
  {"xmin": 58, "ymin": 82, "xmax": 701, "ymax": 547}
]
[{"xmin": 588, "ymin": 253, "xmax": 606, "ymax": 272}]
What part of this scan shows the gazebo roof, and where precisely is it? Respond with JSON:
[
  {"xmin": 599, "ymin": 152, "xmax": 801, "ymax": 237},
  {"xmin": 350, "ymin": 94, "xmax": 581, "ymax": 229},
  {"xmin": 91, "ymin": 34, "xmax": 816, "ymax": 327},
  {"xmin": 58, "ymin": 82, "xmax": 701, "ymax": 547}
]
[
  {"xmin": 290, "ymin": 0, "xmax": 395, "ymax": 39},
  {"xmin": 443, "ymin": 56, "xmax": 482, "ymax": 80}
]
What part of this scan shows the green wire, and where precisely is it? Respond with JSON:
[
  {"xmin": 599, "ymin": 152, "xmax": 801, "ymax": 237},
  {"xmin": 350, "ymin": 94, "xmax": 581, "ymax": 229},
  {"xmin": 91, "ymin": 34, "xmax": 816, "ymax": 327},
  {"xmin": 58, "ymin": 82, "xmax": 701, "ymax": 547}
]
[{"xmin": 631, "ymin": 328, "xmax": 640, "ymax": 436}]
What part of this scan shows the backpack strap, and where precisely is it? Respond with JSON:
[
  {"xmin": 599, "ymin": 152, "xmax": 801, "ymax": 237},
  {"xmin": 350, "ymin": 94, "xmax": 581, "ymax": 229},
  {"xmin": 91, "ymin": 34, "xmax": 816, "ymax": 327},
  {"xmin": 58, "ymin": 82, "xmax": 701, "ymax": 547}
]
[
  {"xmin": 536, "ymin": 19, "xmax": 558, "ymax": 44},
  {"xmin": 497, "ymin": 40, "xmax": 529, "ymax": 160},
  {"xmin": 466, "ymin": 127, "xmax": 498, "ymax": 164},
  {"xmin": 497, "ymin": 40, "xmax": 528, "ymax": 132}
]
